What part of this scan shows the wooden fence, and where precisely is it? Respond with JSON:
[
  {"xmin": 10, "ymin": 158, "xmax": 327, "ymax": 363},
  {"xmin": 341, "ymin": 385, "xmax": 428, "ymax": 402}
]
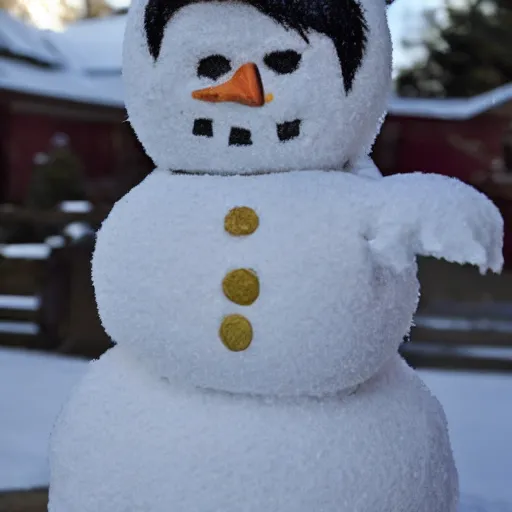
[
  {"xmin": 1, "ymin": 204, "xmax": 511, "ymax": 370},
  {"xmin": 0, "ymin": 203, "xmax": 112, "ymax": 356}
]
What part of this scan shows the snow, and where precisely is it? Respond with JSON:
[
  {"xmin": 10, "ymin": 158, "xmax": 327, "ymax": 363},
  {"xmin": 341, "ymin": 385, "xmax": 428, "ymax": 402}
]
[
  {"xmin": 0, "ymin": 346, "xmax": 511, "ymax": 512},
  {"xmin": 0, "ymin": 10, "xmax": 63, "ymax": 67},
  {"xmin": 388, "ymin": 82, "xmax": 512, "ymax": 120},
  {"xmin": 51, "ymin": 15, "xmax": 125, "ymax": 74},
  {"xmin": 422, "ymin": 370, "xmax": 512, "ymax": 506},
  {"xmin": 59, "ymin": 201, "xmax": 92, "ymax": 214},
  {"xmin": 0, "ymin": 348, "xmax": 85, "ymax": 492},
  {"xmin": 0, "ymin": 11, "xmax": 124, "ymax": 107},
  {"xmin": 405, "ymin": 341, "xmax": 512, "ymax": 361},
  {"xmin": 415, "ymin": 314, "xmax": 512, "ymax": 334},
  {"xmin": 0, "ymin": 244, "xmax": 51, "ymax": 260},
  {"xmin": 0, "ymin": 322, "xmax": 39, "ymax": 335},
  {"xmin": 0, "ymin": 295, "xmax": 40, "ymax": 311},
  {"xmin": 0, "ymin": 57, "xmax": 124, "ymax": 108},
  {"xmin": 63, "ymin": 222, "xmax": 94, "ymax": 241},
  {"xmin": 45, "ymin": 236, "xmax": 66, "ymax": 249}
]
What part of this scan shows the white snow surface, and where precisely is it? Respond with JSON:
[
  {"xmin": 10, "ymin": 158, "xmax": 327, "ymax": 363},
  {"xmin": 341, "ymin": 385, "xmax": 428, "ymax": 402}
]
[
  {"xmin": 49, "ymin": 15, "xmax": 125, "ymax": 74},
  {"xmin": 45, "ymin": 236, "xmax": 66, "ymax": 249},
  {"xmin": 0, "ymin": 346, "xmax": 511, "ymax": 512},
  {"xmin": 0, "ymin": 10, "xmax": 62, "ymax": 66},
  {"xmin": 63, "ymin": 222, "xmax": 93, "ymax": 241},
  {"xmin": 0, "ymin": 321, "xmax": 39, "ymax": 335},
  {"xmin": 47, "ymin": 350, "xmax": 458, "ymax": 512},
  {"xmin": 0, "ymin": 348, "xmax": 85, "ymax": 491},
  {"xmin": 388, "ymin": 82, "xmax": 512, "ymax": 120},
  {"xmin": 92, "ymin": 170, "xmax": 502, "ymax": 397},
  {"xmin": 0, "ymin": 57, "xmax": 124, "ymax": 108},
  {"xmin": 58, "ymin": 201, "xmax": 92, "ymax": 214},
  {"xmin": 0, "ymin": 295, "xmax": 40, "ymax": 311},
  {"xmin": 123, "ymin": 0, "xmax": 392, "ymax": 172},
  {"xmin": 415, "ymin": 315, "xmax": 512, "ymax": 335},
  {"xmin": 0, "ymin": 243, "xmax": 51, "ymax": 260}
]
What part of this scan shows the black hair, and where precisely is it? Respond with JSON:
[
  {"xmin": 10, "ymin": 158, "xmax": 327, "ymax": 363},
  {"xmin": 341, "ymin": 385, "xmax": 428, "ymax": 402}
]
[{"xmin": 144, "ymin": 0, "xmax": 368, "ymax": 93}]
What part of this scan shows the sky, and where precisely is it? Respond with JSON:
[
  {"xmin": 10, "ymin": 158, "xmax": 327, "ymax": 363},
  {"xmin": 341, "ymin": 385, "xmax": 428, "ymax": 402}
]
[{"xmin": 106, "ymin": 0, "xmax": 448, "ymax": 71}]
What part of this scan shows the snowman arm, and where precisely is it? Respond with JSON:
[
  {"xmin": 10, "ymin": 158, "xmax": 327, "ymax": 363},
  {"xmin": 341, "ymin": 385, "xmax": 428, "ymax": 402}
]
[{"xmin": 367, "ymin": 172, "xmax": 504, "ymax": 274}]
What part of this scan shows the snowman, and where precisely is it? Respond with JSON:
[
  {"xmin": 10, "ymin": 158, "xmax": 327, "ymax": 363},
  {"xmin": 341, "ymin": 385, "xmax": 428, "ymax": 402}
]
[{"xmin": 47, "ymin": 0, "xmax": 504, "ymax": 510}]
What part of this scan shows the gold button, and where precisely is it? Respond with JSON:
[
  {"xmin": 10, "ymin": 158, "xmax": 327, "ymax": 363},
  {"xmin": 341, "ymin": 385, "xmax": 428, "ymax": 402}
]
[
  {"xmin": 222, "ymin": 268, "xmax": 259, "ymax": 306},
  {"xmin": 225, "ymin": 207, "xmax": 259, "ymax": 236},
  {"xmin": 220, "ymin": 314, "xmax": 253, "ymax": 352}
]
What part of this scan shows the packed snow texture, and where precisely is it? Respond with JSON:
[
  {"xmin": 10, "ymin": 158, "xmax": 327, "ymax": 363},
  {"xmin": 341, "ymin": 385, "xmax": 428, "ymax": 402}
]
[
  {"xmin": 122, "ymin": 0, "xmax": 392, "ymax": 173},
  {"xmin": 48, "ymin": 348, "xmax": 458, "ymax": 512},
  {"xmin": 0, "ymin": 348, "xmax": 85, "ymax": 491},
  {"xmin": 1, "ymin": 347, "xmax": 511, "ymax": 512},
  {"xmin": 92, "ymin": 170, "xmax": 502, "ymax": 397}
]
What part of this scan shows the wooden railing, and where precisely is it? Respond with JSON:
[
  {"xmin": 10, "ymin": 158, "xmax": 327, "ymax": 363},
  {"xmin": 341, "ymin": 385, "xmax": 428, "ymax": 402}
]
[
  {"xmin": 0, "ymin": 203, "xmax": 112, "ymax": 356},
  {"xmin": 403, "ymin": 258, "xmax": 512, "ymax": 372}
]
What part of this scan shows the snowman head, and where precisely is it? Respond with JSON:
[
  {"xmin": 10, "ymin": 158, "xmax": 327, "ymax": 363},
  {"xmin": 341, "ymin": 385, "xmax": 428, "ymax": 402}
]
[{"xmin": 123, "ymin": 0, "xmax": 393, "ymax": 174}]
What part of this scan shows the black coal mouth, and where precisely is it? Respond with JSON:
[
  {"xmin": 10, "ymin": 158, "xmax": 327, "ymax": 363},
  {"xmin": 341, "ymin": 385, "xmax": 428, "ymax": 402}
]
[
  {"xmin": 229, "ymin": 126, "xmax": 252, "ymax": 146},
  {"xmin": 192, "ymin": 118, "xmax": 302, "ymax": 145},
  {"xmin": 277, "ymin": 120, "xmax": 301, "ymax": 142}
]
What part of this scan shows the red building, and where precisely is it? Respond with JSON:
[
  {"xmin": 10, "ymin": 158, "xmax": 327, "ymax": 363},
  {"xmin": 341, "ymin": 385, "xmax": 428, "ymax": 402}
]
[
  {"xmin": 0, "ymin": 11, "xmax": 151, "ymax": 205},
  {"xmin": 374, "ymin": 86, "xmax": 512, "ymax": 181}
]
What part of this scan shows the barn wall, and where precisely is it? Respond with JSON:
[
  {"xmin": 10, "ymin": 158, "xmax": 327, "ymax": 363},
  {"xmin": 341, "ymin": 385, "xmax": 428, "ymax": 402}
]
[
  {"xmin": 374, "ymin": 113, "xmax": 510, "ymax": 182},
  {"xmin": 5, "ymin": 110, "xmax": 127, "ymax": 203}
]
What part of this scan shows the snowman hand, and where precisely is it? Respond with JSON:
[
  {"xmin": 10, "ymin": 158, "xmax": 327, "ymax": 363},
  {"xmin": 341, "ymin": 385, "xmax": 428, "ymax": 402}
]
[{"xmin": 368, "ymin": 172, "xmax": 504, "ymax": 274}]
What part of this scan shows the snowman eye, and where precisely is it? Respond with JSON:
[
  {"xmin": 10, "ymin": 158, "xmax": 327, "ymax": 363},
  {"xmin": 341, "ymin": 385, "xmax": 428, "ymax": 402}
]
[
  {"xmin": 197, "ymin": 55, "xmax": 232, "ymax": 81},
  {"xmin": 263, "ymin": 50, "xmax": 301, "ymax": 75}
]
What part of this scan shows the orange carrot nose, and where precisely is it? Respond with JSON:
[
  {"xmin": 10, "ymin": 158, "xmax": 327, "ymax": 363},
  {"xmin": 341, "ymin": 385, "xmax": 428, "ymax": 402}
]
[{"xmin": 192, "ymin": 62, "xmax": 265, "ymax": 107}]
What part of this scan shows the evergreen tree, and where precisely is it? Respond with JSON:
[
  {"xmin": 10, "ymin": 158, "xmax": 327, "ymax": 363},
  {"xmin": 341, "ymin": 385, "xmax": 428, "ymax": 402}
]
[
  {"xmin": 26, "ymin": 134, "xmax": 86, "ymax": 210},
  {"xmin": 396, "ymin": 0, "xmax": 512, "ymax": 98}
]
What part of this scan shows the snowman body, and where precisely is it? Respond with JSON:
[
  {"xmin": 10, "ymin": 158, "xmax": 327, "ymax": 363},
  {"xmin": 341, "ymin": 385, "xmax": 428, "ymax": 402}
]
[
  {"xmin": 89, "ymin": 170, "xmax": 419, "ymax": 397},
  {"xmin": 47, "ymin": 0, "xmax": 505, "ymax": 509},
  {"xmin": 48, "ymin": 347, "xmax": 456, "ymax": 512}
]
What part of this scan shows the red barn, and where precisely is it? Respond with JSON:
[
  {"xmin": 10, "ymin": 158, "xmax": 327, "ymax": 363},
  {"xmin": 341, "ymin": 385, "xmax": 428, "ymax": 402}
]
[
  {"xmin": 0, "ymin": 11, "xmax": 150, "ymax": 205},
  {"xmin": 374, "ymin": 86, "xmax": 512, "ymax": 181}
]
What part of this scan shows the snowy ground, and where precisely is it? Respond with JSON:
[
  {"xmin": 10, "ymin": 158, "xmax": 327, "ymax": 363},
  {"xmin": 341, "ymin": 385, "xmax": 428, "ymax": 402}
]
[{"xmin": 0, "ymin": 347, "xmax": 511, "ymax": 511}]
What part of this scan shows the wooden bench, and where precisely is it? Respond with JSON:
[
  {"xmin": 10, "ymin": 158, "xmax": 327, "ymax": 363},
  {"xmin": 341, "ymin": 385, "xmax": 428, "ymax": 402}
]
[
  {"xmin": 0, "ymin": 244, "xmax": 52, "ymax": 350},
  {"xmin": 402, "ymin": 258, "xmax": 512, "ymax": 372}
]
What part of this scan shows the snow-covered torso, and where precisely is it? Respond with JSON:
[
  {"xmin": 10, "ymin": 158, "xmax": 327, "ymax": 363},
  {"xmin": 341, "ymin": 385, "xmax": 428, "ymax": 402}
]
[
  {"xmin": 91, "ymin": 169, "xmax": 419, "ymax": 396},
  {"xmin": 48, "ymin": 347, "xmax": 457, "ymax": 512},
  {"xmin": 48, "ymin": 168, "xmax": 503, "ymax": 512}
]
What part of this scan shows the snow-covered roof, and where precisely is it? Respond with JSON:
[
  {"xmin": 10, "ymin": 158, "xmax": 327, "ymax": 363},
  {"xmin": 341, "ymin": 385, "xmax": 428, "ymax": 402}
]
[
  {"xmin": 50, "ymin": 15, "xmax": 125, "ymax": 74},
  {"xmin": 0, "ymin": 11, "xmax": 511, "ymax": 119},
  {"xmin": 0, "ymin": 56, "xmax": 124, "ymax": 107},
  {"xmin": 389, "ymin": 83, "xmax": 512, "ymax": 120},
  {"xmin": 0, "ymin": 10, "xmax": 63, "ymax": 67},
  {"xmin": 0, "ymin": 11, "xmax": 124, "ymax": 108}
]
